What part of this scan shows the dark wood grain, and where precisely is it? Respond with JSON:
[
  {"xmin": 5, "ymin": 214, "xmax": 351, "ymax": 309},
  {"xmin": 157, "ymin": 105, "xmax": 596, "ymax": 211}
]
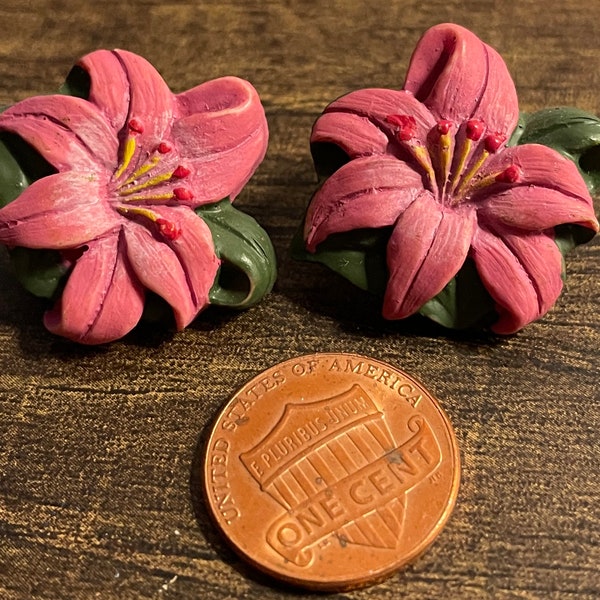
[{"xmin": 0, "ymin": 1, "xmax": 598, "ymax": 598}]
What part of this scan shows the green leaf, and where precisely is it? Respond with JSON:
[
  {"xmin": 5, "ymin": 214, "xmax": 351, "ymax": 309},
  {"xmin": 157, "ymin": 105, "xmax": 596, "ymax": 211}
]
[
  {"xmin": 507, "ymin": 112, "xmax": 528, "ymax": 147},
  {"xmin": 554, "ymin": 222, "xmax": 596, "ymax": 255},
  {"xmin": 197, "ymin": 199, "xmax": 277, "ymax": 309},
  {"xmin": 516, "ymin": 107, "xmax": 600, "ymax": 195},
  {"xmin": 418, "ymin": 259, "xmax": 496, "ymax": 330},
  {"xmin": 291, "ymin": 222, "xmax": 389, "ymax": 295},
  {"xmin": 0, "ymin": 136, "xmax": 30, "ymax": 207},
  {"xmin": 9, "ymin": 246, "xmax": 68, "ymax": 299}
]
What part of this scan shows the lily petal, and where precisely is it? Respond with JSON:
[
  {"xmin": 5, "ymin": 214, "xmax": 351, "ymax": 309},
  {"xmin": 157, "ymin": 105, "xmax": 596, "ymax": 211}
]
[
  {"xmin": 150, "ymin": 206, "xmax": 220, "ymax": 317},
  {"xmin": 304, "ymin": 155, "xmax": 426, "ymax": 251},
  {"xmin": 383, "ymin": 196, "xmax": 475, "ymax": 319},
  {"xmin": 404, "ymin": 23, "xmax": 518, "ymax": 137},
  {"xmin": 316, "ymin": 88, "xmax": 436, "ymax": 145},
  {"xmin": 311, "ymin": 110, "xmax": 390, "ymax": 158},
  {"xmin": 172, "ymin": 76, "xmax": 268, "ymax": 204},
  {"xmin": 77, "ymin": 49, "xmax": 130, "ymax": 133},
  {"xmin": 476, "ymin": 144, "xmax": 599, "ymax": 232},
  {"xmin": 468, "ymin": 40, "xmax": 519, "ymax": 137},
  {"xmin": 502, "ymin": 228, "xmax": 564, "ymax": 318},
  {"xmin": 470, "ymin": 225, "xmax": 563, "ymax": 334},
  {"xmin": 123, "ymin": 224, "xmax": 198, "ymax": 329},
  {"xmin": 113, "ymin": 49, "xmax": 174, "ymax": 152},
  {"xmin": 43, "ymin": 231, "xmax": 145, "ymax": 344},
  {"xmin": 0, "ymin": 94, "xmax": 118, "ymax": 171},
  {"xmin": 0, "ymin": 171, "xmax": 116, "ymax": 249}
]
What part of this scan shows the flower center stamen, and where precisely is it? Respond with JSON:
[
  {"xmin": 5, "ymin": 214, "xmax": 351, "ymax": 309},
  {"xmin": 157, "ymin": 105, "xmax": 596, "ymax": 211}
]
[
  {"xmin": 172, "ymin": 165, "xmax": 191, "ymax": 179},
  {"xmin": 156, "ymin": 218, "xmax": 181, "ymax": 241},
  {"xmin": 495, "ymin": 164, "xmax": 521, "ymax": 183},
  {"xmin": 467, "ymin": 163, "xmax": 522, "ymax": 194},
  {"xmin": 436, "ymin": 120, "xmax": 454, "ymax": 195},
  {"xmin": 449, "ymin": 119, "xmax": 485, "ymax": 193},
  {"xmin": 386, "ymin": 114, "xmax": 417, "ymax": 142},
  {"xmin": 173, "ymin": 187, "xmax": 194, "ymax": 201},
  {"xmin": 117, "ymin": 205, "xmax": 181, "ymax": 241},
  {"xmin": 386, "ymin": 114, "xmax": 512, "ymax": 205},
  {"xmin": 127, "ymin": 118, "xmax": 145, "ymax": 134},
  {"xmin": 157, "ymin": 141, "xmax": 173, "ymax": 154},
  {"xmin": 117, "ymin": 163, "xmax": 193, "ymax": 204},
  {"xmin": 112, "ymin": 122, "xmax": 194, "ymax": 204},
  {"xmin": 110, "ymin": 123, "xmax": 192, "ymax": 237},
  {"xmin": 113, "ymin": 117, "xmax": 144, "ymax": 180},
  {"xmin": 122, "ymin": 156, "xmax": 162, "ymax": 186},
  {"xmin": 453, "ymin": 132, "xmax": 506, "ymax": 200},
  {"xmin": 386, "ymin": 114, "xmax": 439, "ymax": 195}
]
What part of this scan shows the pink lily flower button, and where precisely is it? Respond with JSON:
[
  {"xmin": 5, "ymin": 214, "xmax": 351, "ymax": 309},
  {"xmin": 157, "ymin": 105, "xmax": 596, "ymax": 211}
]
[
  {"xmin": 0, "ymin": 50, "xmax": 275, "ymax": 344},
  {"xmin": 300, "ymin": 23, "xmax": 599, "ymax": 334}
]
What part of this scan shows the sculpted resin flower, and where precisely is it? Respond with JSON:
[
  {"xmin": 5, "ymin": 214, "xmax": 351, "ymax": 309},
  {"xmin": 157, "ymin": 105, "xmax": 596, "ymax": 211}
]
[
  {"xmin": 304, "ymin": 24, "xmax": 598, "ymax": 333},
  {"xmin": 0, "ymin": 49, "xmax": 269, "ymax": 343}
]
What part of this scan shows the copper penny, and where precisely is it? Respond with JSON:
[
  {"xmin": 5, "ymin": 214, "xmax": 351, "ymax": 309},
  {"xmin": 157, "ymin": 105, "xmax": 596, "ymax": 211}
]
[{"xmin": 202, "ymin": 353, "xmax": 460, "ymax": 591}]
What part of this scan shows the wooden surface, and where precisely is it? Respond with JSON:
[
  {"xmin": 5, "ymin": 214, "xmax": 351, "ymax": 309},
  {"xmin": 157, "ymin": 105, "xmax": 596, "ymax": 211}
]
[{"xmin": 0, "ymin": 1, "xmax": 598, "ymax": 598}]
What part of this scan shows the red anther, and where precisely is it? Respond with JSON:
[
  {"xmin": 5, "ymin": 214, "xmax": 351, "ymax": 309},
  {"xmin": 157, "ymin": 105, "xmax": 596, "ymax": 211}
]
[
  {"xmin": 495, "ymin": 164, "xmax": 521, "ymax": 184},
  {"xmin": 157, "ymin": 141, "xmax": 173, "ymax": 154},
  {"xmin": 437, "ymin": 120, "xmax": 453, "ymax": 135},
  {"xmin": 385, "ymin": 114, "xmax": 417, "ymax": 141},
  {"xmin": 128, "ymin": 118, "xmax": 145, "ymax": 134},
  {"xmin": 466, "ymin": 119, "xmax": 485, "ymax": 141},
  {"xmin": 386, "ymin": 114, "xmax": 412, "ymax": 127},
  {"xmin": 172, "ymin": 165, "xmax": 191, "ymax": 179},
  {"xmin": 484, "ymin": 133, "xmax": 506, "ymax": 153},
  {"xmin": 156, "ymin": 218, "xmax": 181, "ymax": 241},
  {"xmin": 173, "ymin": 187, "xmax": 194, "ymax": 201}
]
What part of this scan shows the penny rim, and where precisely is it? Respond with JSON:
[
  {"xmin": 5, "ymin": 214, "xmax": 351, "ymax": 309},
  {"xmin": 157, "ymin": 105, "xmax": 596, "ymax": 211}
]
[{"xmin": 202, "ymin": 353, "xmax": 461, "ymax": 591}]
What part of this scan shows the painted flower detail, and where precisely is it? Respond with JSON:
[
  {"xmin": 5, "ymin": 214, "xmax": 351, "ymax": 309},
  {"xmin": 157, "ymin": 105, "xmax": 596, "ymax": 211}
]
[
  {"xmin": 0, "ymin": 49, "xmax": 268, "ymax": 343},
  {"xmin": 304, "ymin": 23, "xmax": 599, "ymax": 333}
]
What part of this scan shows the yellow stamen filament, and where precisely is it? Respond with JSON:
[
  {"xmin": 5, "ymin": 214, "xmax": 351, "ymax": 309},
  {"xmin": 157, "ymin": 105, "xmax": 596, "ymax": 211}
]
[
  {"xmin": 411, "ymin": 145, "xmax": 438, "ymax": 194},
  {"xmin": 120, "ymin": 192, "xmax": 175, "ymax": 204},
  {"xmin": 118, "ymin": 171, "xmax": 173, "ymax": 196},
  {"xmin": 121, "ymin": 155, "xmax": 161, "ymax": 186},
  {"xmin": 113, "ymin": 136, "xmax": 137, "ymax": 180},
  {"xmin": 438, "ymin": 132, "xmax": 453, "ymax": 194},
  {"xmin": 454, "ymin": 149, "xmax": 490, "ymax": 198},
  {"xmin": 449, "ymin": 138, "xmax": 473, "ymax": 193},
  {"xmin": 117, "ymin": 205, "xmax": 158, "ymax": 222},
  {"xmin": 464, "ymin": 171, "xmax": 507, "ymax": 195}
]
